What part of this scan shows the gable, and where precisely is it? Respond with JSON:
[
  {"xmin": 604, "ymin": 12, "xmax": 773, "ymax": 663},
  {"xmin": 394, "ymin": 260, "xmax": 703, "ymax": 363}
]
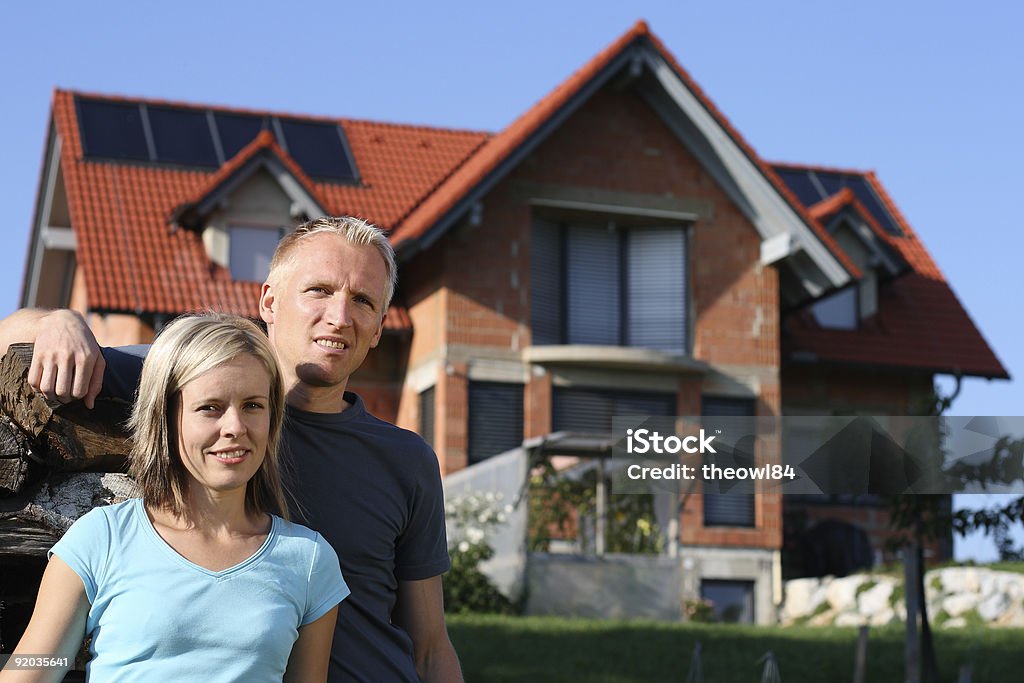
[{"xmin": 392, "ymin": 24, "xmax": 857, "ymax": 307}]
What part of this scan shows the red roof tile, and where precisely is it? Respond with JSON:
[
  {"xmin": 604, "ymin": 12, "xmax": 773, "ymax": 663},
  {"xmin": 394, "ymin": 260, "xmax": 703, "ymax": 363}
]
[
  {"xmin": 778, "ymin": 163, "xmax": 1007, "ymax": 379},
  {"xmin": 808, "ymin": 187, "xmax": 902, "ymax": 249},
  {"xmin": 52, "ymin": 89, "xmax": 489, "ymax": 327}
]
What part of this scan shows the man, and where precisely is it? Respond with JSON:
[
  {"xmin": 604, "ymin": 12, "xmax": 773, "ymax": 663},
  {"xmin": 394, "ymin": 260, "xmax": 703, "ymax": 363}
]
[{"xmin": 0, "ymin": 217, "xmax": 464, "ymax": 683}]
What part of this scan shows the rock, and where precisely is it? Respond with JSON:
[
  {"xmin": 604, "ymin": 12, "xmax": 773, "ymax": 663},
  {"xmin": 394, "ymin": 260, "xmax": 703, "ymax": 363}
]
[
  {"xmin": 869, "ymin": 607, "xmax": 897, "ymax": 627},
  {"xmin": 835, "ymin": 611, "xmax": 866, "ymax": 628},
  {"xmin": 858, "ymin": 581, "xmax": 894, "ymax": 617},
  {"xmin": 826, "ymin": 575, "xmax": 865, "ymax": 613},
  {"xmin": 978, "ymin": 592, "xmax": 1011, "ymax": 622},
  {"xmin": 942, "ymin": 617, "xmax": 967, "ymax": 629},
  {"xmin": 936, "ymin": 567, "xmax": 981, "ymax": 595},
  {"xmin": 809, "ymin": 609, "xmax": 836, "ymax": 627},
  {"xmin": 782, "ymin": 578, "xmax": 825, "ymax": 621},
  {"xmin": 942, "ymin": 593, "xmax": 978, "ymax": 618}
]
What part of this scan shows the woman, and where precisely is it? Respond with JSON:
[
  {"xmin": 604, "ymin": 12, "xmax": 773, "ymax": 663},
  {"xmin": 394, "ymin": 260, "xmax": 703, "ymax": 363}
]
[{"xmin": 1, "ymin": 314, "xmax": 348, "ymax": 682}]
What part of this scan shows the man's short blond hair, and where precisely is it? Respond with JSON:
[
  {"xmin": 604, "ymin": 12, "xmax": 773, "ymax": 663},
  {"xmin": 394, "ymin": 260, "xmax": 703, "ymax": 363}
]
[
  {"xmin": 268, "ymin": 216, "xmax": 397, "ymax": 312},
  {"xmin": 127, "ymin": 313, "xmax": 289, "ymax": 519}
]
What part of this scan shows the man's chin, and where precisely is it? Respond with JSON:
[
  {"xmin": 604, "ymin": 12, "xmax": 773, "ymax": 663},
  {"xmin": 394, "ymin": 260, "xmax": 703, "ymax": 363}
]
[{"xmin": 294, "ymin": 362, "xmax": 349, "ymax": 389}]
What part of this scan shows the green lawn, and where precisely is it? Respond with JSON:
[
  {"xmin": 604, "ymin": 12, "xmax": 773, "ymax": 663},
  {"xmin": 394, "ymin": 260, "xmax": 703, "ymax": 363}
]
[{"xmin": 448, "ymin": 614, "xmax": 1024, "ymax": 683}]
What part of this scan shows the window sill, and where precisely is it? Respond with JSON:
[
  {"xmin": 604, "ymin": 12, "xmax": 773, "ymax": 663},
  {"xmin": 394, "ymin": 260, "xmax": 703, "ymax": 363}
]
[{"xmin": 524, "ymin": 345, "xmax": 708, "ymax": 374}]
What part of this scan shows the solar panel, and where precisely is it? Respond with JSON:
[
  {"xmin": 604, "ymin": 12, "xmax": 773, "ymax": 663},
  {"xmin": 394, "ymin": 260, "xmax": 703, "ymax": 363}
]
[
  {"xmin": 214, "ymin": 112, "xmax": 268, "ymax": 160},
  {"xmin": 148, "ymin": 106, "xmax": 218, "ymax": 167},
  {"xmin": 773, "ymin": 168, "xmax": 825, "ymax": 207},
  {"xmin": 76, "ymin": 96, "xmax": 360, "ymax": 183},
  {"xmin": 77, "ymin": 98, "xmax": 150, "ymax": 161},
  {"xmin": 847, "ymin": 177, "xmax": 903, "ymax": 236},
  {"xmin": 278, "ymin": 118, "xmax": 356, "ymax": 181}
]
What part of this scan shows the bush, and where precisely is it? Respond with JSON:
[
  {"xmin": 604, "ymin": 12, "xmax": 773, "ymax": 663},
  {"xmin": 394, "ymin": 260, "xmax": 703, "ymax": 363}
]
[{"xmin": 443, "ymin": 492, "xmax": 518, "ymax": 615}]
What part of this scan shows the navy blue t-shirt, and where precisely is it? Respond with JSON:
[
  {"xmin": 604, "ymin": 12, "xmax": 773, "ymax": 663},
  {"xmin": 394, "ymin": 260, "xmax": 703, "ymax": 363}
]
[{"xmin": 101, "ymin": 347, "xmax": 451, "ymax": 682}]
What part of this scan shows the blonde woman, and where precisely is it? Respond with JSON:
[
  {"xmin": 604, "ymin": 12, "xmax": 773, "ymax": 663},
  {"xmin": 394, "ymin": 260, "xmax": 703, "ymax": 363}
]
[{"xmin": 2, "ymin": 314, "xmax": 347, "ymax": 682}]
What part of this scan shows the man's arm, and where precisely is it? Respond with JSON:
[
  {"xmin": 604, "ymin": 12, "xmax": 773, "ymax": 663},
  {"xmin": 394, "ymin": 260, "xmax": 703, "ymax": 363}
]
[
  {"xmin": 393, "ymin": 576, "xmax": 463, "ymax": 683},
  {"xmin": 0, "ymin": 309, "xmax": 104, "ymax": 408}
]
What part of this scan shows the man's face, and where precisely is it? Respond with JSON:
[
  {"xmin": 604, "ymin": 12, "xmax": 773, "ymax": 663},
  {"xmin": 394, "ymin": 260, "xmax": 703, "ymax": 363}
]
[{"xmin": 259, "ymin": 234, "xmax": 387, "ymax": 400}]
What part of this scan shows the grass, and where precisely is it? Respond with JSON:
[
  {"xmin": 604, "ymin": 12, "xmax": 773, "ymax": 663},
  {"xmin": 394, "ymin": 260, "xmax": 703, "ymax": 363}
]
[{"xmin": 448, "ymin": 614, "xmax": 1024, "ymax": 683}]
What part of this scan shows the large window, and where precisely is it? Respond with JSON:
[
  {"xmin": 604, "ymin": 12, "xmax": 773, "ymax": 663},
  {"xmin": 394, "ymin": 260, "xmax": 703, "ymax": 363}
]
[
  {"xmin": 467, "ymin": 381, "xmax": 524, "ymax": 464},
  {"xmin": 531, "ymin": 218, "xmax": 688, "ymax": 352}
]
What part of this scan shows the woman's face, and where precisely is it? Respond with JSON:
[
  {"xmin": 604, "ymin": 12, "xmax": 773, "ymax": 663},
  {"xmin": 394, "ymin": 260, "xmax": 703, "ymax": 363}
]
[{"xmin": 176, "ymin": 354, "xmax": 272, "ymax": 499}]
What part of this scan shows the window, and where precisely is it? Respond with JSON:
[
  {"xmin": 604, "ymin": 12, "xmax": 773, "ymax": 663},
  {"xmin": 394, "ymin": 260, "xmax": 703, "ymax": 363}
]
[
  {"xmin": 229, "ymin": 226, "xmax": 284, "ymax": 282},
  {"xmin": 531, "ymin": 218, "xmax": 688, "ymax": 352},
  {"xmin": 467, "ymin": 382, "xmax": 523, "ymax": 464},
  {"xmin": 700, "ymin": 579, "xmax": 755, "ymax": 623},
  {"xmin": 552, "ymin": 387, "xmax": 676, "ymax": 433},
  {"xmin": 810, "ymin": 286, "xmax": 858, "ymax": 330},
  {"xmin": 420, "ymin": 386, "xmax": 435, "ymax": 448},
  {"xmin": 702, "ymin": 396, "xmax": 756, "ymax": 528}
]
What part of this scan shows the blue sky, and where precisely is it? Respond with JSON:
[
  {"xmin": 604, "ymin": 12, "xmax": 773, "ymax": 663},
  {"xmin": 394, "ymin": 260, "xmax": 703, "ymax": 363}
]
[{"xmin": 1, "ymin": 1, "xmax": 1021, "ymax": 560}]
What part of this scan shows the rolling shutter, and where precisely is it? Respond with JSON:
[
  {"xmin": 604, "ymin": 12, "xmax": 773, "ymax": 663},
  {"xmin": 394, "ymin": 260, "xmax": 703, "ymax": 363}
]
[
  {"xmin": 566, "ymin": 224, "xmax": 620, "ymax": 345},
  {"xmin": 702, "ymin": 396, "xmax": 756, "ymax": 528},
  {"xmin": 468, "ymin": 382, "xmax": 524, "ymax": 465},
  {"xmin": 627, "ymin": 228, "xmax": 687, "ymax": 352},
  {"xmin": 530, "ymin": 218, "xmax": 563, "ymax": 345}
]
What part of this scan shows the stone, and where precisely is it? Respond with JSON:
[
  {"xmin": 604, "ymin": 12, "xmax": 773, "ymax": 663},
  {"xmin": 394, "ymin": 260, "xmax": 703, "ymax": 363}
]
[
  {"xmin": 869, "ymin": 607, "xmax": 897, "ymax": 627},
  {"xmin": 858, "ymin": 581, "xmax": 894, "ymax": 617},
  {"xmin": 835, "ymin": 611, "xmax": 866, "ymax": 628},
  {"xmin": 826, "ymin": 575, "xmax": 865, "ymax": 613},
  {"xmin": 942, "ymin": 593, "xmax": 978, "ymax": 618},
  {"xmin": 942, "ymin": 617, "xmax": 966, "ymax": 629},
  {"xmin": 781, "ymin": 578, "xmax": 825, "ymax": 621},
  {"xmin": 977, "ymin": 591, "xmax": 1011, "ymax": 622}
]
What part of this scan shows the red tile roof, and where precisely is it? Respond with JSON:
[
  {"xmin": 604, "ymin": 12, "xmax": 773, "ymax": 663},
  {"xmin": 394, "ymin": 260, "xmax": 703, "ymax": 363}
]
[
  {"xmin": 778, "ymin": 164, "xmax": 1007, "ymax": 379},
  {"xmin": 52, "ymin": 89, "xmax": 489, "ymax": 327}
]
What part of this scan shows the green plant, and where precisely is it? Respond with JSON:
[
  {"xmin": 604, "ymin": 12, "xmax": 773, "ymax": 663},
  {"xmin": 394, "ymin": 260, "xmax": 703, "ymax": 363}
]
[
  {"xmin": 889, "ymin": 582, "xmax": 905, "ymax": 608},
  {"xmin": 682, "ymin": 598, "xmax": 714, "ymax": 623},
  {"xmin": 443, "ymin": 492, "xmax": 517, "ymax": 615},
  {"xmin": 855, "ymin": 580, "xmax": 877, "ymax": 598},
  {"xmin": 527, "ymin": 459, "xmax": 663, "ymax": 554}
]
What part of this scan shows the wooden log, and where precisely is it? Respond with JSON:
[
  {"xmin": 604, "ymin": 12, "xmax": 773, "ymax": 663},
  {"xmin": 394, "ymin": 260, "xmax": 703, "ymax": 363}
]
[{"xmin": 0, "ymin": 343, "xmax": 132, "ymax": 473}]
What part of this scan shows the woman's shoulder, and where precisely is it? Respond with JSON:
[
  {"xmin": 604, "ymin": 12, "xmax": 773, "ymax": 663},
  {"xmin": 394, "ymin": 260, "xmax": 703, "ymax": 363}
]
[
  {"xmin": 66, "ymin": 498, "xmax": 138, "ymax": 533},
  {"xmin": 272, "ymin": 517, "xmax": 338, "ymax": 562}
]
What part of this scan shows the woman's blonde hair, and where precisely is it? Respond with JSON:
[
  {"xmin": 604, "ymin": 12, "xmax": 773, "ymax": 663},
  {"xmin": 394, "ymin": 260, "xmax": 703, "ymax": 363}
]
[{"xmin": 127, "ymin": 313, "xmax": 289, "ymax": 519}]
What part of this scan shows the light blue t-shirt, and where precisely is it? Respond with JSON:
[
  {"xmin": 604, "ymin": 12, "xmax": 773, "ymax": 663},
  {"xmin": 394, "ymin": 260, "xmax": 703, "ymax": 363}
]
[{"xmin": 49, "ymin": 498, "xmax": 349, "ymax": 682}]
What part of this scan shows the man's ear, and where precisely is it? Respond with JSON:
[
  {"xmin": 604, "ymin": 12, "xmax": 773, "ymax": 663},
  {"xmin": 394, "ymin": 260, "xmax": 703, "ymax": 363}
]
[
  {"xmin": 259, "ymin": 283, "xmax": 276, "ymax": 325},
  {"xmin": 370, "ymin": 310, "xmax": 387, "ymax": 349}
]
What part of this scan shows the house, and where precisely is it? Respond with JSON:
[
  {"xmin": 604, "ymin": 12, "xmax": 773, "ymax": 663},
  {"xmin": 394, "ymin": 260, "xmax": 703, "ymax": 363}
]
[{"xmin": 20, "ymin": 21, "xmax": 1007, "ymax": 623}]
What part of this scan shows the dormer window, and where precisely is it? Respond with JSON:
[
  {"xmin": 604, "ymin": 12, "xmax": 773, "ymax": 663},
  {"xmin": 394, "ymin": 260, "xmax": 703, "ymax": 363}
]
[
  {"xmin": 810, "ymin": 286, "xmax": 857, "ymax": 330},
  {"xmin": 229, "ymin": 225, "xmax": 286, "ymax": 282}
]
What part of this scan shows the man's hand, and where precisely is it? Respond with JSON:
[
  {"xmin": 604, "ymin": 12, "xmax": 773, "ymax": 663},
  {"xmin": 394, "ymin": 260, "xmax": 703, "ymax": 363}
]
[{"xmin": 8, "ymin": 310, "xmax": 105, "ymax": 409}]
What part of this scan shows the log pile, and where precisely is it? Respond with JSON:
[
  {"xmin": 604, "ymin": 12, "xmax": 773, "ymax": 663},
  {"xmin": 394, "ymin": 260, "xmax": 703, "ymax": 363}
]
[{"xmin": 0, "ymin": 343, "xmax": 136, "ymax": 555}]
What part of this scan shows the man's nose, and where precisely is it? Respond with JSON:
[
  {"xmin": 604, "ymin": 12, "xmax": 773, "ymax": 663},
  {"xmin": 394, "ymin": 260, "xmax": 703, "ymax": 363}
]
[{"xmin": 325, "ymin": 296, "xmax": 354, "ymax": 328}]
